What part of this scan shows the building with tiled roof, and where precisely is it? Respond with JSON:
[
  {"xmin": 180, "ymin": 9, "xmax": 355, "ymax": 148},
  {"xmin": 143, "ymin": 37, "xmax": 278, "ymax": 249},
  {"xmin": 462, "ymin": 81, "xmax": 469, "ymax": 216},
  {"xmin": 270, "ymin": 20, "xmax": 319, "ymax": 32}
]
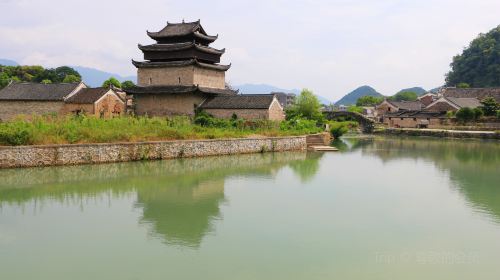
[
  {"xmin": 199, "ymin": 94, "xmax": 285, "ymax": 120},
  {"xmin": 426, "ymin": 96, "xmax": 481, "ymax": 112},
  {"xmin": 0, "ymin": 82, "xmax": 125, "ymax": 120},
  {"xmin": 441, "ymin": 87, "xmax": 500, "ymax": 103},
  {"xmin": 126, "ymin": 20, "xmax": 284, "ymax": 120}
]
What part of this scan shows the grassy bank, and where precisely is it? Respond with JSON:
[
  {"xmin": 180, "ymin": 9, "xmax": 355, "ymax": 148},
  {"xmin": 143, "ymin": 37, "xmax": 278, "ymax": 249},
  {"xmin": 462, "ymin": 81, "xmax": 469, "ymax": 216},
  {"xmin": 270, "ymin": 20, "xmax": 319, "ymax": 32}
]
[{"xmin": 0, "ymin": 115, "xmax": 322, "ymax": 146}]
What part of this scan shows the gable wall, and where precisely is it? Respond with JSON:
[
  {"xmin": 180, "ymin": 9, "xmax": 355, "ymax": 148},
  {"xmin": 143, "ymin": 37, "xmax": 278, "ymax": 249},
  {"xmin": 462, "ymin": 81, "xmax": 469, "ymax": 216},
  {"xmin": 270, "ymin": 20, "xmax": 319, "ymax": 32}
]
[{"xmin": 426, "ymin": 101, "xmax": 457, "ymax": 112}]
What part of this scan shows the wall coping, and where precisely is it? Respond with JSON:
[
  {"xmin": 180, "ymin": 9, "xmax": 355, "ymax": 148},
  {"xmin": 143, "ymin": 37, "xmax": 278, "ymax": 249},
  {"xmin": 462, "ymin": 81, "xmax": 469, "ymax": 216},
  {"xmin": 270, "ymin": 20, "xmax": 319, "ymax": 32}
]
[{"xmin": 0, "ymin": 135, "xmax": 307, "ymax": 150}]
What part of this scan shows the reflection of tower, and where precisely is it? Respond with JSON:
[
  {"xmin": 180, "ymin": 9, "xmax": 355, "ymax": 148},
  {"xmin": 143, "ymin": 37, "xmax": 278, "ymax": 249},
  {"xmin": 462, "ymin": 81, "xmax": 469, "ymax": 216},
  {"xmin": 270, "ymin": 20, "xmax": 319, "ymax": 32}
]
[{"xmin": 137, "ymin": 179, "xmax": 225, "ymax": 248}]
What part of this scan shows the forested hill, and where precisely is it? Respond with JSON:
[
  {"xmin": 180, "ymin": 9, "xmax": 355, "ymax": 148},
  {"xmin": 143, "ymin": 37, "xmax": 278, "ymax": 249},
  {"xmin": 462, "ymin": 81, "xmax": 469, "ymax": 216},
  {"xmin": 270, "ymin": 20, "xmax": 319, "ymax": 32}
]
[
  {"xmin": 446, "ymin": 25, "xmax": 500, "ymax": 87},
  {"xmin": 335, "ymin": 86, "xmax": 383, "ymax": 105},
  {"xmin": 396, "ymin": 87, "xmax": 426, "ymax": 96}
]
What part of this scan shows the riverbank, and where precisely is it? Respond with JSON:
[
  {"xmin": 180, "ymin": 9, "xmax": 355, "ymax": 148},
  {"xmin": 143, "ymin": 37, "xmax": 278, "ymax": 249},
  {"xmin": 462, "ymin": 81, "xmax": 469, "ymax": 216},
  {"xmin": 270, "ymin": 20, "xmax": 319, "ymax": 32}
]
[
  {"xmin": 0, "ymin": 136, "xmax": 310, "ymax": 169},
  {"xmin": 376, "ymin": 127, "xmax": 500, "ymax": 139}
]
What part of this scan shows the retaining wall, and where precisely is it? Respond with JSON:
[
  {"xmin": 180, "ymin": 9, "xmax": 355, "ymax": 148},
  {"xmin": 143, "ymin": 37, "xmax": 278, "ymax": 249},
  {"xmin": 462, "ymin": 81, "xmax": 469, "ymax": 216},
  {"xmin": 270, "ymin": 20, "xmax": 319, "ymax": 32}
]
[
  {"xmin": 0, "ymin": 136, "xmax": 307, "ymax": 169},
  {"xmin": 379, "ymin": 128, "xmax": 500, "ymax": 139}
]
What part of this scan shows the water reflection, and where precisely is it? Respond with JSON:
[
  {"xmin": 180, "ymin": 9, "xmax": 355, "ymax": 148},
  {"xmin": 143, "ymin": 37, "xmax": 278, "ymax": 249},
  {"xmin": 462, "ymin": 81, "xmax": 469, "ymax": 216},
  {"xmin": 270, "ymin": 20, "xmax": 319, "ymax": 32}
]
[
  {"xmin": 341, "ymin": 136, "xmax": 500, "ymax": 223},
  {"xmin": 0, "ymin": 152, "xmax": 323, "ymax": 247}
]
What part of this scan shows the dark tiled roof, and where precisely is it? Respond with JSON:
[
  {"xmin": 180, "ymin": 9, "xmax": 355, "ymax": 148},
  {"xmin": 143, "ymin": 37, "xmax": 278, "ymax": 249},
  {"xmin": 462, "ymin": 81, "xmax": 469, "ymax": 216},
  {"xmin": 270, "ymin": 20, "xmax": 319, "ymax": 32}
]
[
  {"xmin": 387, "ymin": 100, "xmax": 423, "ymax": 111},
  {"xmin": 386, "ymin": 110, "xmax": 446, "ymax": 118},
  {"xmin": 138, "ymin": 42, "xmax": 225, "ymax": 55},
  {"xmin": 445, "ymin": 97, "xmax": 481, "ymax": 108},
  {"xmin": 0, "ymin": 82, "xmax": 80, "ymax": 101},
  {"xmin": 147, "ymin": 20, "xmax": 217, "ymax": 40},
  {"xmin": 442, "ymin": 87, "xmax": 500, "ymax": 102},
  {"xmin": 132, "ymin": 59, "xmax": 231, "ymax": 71},
  {"xmin": 200, "ymin": 94, "xmax": 276, "ymax": 109},
  {"xmin": 65, "ymin": 87, "xmax": 113, "ymax": 104},
  {"xmin": 124, "ymin": 85, "xmax": 237, "ymax": 96}
]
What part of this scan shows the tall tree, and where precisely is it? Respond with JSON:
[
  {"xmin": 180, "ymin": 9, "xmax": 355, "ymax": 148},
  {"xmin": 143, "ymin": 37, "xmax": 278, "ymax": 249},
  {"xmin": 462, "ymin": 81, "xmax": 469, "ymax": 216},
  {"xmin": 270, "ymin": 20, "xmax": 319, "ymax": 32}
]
[
  {"xmin": 286, "ymin": 89, "xmax": 323, "ymax": 121},
  {"xmin": 446, "ymin": 25, "xmax": 500, "ymax": 87},
  {"xmin": 102, "ymin": 77, "xmax": 121, "ymax": 88}
]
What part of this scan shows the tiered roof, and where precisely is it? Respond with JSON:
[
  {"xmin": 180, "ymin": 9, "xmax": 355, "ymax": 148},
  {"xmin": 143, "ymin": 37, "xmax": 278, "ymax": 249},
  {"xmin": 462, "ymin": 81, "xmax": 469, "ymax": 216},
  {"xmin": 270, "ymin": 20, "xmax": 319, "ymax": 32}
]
[
  {"xmin": 134, "ymin": 20, "xmax": 230, "ymax": 70},
  {"xmin": 125, "ymin": 85, "xmax": 237, "ymax": 96}
]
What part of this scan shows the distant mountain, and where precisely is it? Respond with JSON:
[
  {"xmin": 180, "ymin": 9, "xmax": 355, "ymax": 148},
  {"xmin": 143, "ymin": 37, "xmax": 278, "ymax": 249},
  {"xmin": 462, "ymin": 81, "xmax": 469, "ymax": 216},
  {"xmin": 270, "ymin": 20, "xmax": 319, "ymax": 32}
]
[
  {"xmin": 395, "ymin": 87, "xmax": 427, "ymax": 96},
  {"xmin": 335, "ymin": 85, "xmax": 383, "ymax": 105},
  {"xmin": 235, "ymin": 83, "xmax": 332, "ymax": 105},
  {"xmin": 72, "ymin": 66, "xmax": 136, "ymax": 87},
  {"xmin": 0, "ymin": 59, "xmax": 19, "ymax": 66}
]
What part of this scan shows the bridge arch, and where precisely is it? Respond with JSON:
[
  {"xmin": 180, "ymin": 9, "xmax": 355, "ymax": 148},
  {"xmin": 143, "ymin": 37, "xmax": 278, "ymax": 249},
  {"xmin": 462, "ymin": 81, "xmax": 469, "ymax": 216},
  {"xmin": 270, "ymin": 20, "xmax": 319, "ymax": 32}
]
[{"xmin": 323, "ymin": 111, "xmax": 376, "ymax": 133}]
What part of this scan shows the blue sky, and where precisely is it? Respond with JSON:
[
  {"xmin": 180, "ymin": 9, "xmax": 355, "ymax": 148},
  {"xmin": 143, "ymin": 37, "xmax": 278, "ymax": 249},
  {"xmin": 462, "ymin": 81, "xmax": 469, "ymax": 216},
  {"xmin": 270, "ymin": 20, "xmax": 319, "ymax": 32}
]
[{"xmin": 1, "ymin": 0, "xmax": 499, "ymax": 101}]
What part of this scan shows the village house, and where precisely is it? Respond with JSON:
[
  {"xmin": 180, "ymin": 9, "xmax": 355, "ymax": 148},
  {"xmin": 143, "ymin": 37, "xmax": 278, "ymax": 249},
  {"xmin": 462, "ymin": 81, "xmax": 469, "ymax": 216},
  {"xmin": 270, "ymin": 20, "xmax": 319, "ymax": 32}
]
[
  {"xmin": 375, "ymin": 99, "xmax": 423, "ymax": 116},
  {"xmin": 0, "ymin": 82, "xmax": 125, "ymax": 121},
  {"xmin": 441, "ymin": 87, "xmax": 500, "ymax": 103},
  {"xmin": 426, "ymin": 96, "xmax": 481, "ymax": 112},
  {"xmin": 61, "ymin": 87, "xmax": 125, "ymax": 118},
  {"xmin": 383, "ymin": 110, "xmax": 448, "ymax": 128},
  {"xmin": 199, "ymin": 94, "xmax": 285, "ymax": 120},
  {"xmin": 273, "ymin": 92, "xmax": 296, "ymax": 109},
  {"xmin": 125, "ymin": 20, "xmax": 285, "ymax": 120},
  {"xmin": 417, "ymin": 92, "xmax": 438, "ymax": 106}
]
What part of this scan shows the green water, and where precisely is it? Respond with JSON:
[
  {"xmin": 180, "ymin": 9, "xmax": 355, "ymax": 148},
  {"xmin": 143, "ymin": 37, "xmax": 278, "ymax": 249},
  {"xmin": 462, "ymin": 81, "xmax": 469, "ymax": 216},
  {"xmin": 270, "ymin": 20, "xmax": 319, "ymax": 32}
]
[{"xmin": 0, "ymin": 137, "xmax": 499, "ymax": 280}]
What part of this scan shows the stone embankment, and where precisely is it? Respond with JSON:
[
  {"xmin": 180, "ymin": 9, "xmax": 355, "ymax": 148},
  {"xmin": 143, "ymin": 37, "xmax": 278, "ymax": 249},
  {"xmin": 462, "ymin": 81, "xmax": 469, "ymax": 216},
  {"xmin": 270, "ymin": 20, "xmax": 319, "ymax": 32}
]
[
  {"xmin": 378, "ymin": 128, "xmax": 500, "ymax": 139},
  {"xmin": 0, "ymin": 136, "xmax": 307, "ymax": 169}
]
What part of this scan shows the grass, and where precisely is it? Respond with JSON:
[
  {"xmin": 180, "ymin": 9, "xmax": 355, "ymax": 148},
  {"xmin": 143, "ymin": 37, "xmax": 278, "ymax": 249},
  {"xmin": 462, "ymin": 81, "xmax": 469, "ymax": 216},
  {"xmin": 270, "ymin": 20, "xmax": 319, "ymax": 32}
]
[{"xmin": 0, "ymin": 115, "xmax": 322, "ymax": 146}]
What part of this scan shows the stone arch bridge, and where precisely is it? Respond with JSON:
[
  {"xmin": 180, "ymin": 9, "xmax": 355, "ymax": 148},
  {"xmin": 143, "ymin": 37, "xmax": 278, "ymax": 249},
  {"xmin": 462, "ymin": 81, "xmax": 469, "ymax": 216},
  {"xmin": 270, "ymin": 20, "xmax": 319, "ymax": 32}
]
[{"xmin": 323, "ymin": 111, "xmax": 376, "ymax": 133}]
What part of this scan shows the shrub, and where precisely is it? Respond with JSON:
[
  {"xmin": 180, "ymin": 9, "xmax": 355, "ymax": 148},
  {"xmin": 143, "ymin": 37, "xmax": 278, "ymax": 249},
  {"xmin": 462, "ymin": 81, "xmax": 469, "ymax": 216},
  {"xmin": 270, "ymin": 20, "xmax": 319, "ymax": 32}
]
[
  {"xmin": 472, "ymin": 107, "xmax": 484, "ymax": 120},
  {"xmin": 455, "ymin": 107, "xmax": 475, "ymax": 124},
  {"xmin": 329, "ymin": 121, "xmax": 357, "ymax": 138}
]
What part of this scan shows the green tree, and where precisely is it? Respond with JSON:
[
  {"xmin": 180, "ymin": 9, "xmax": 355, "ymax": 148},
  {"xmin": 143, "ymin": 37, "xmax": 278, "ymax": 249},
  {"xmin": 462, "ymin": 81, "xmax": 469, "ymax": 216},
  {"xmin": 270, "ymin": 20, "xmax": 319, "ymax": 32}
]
[
  {"xmin": 457, "ymin": 82, "xmax": 470, "ymax": 88},
  {"xmin": 480, "ymin": 97, "xmax": 499, "ymax": 116},
  {"xmin": 446, "ymin": 25, "xmax": 500, "ymax": 87},
  {"xmin": 121, "ymin": 80, "xmax": 135, "ymax": 89},
  {"xmin": 356, "ymin": 96, "xmax": 384, "ymax": 106},
  {"xmin": 102, "ymin": 77, "xmax": 121, "ymax": 88},
  {"xmin": 286, "ymin": 88, "xmax": 323, "ymax": 121},
  {"xmin": 389, "ymin": 91, "xmax": 418, "ymax": 101},
  {"xmin": 0, "ymin": 72, "xmax": 10, "ymax": 89},
  {"xmin": 62, "ymin": 74, "xmax": 81, "ymax": 83},
  {"xmin": 54, "ymin": 66, "xmax": 81, "ymax": 82},
  {"xmin": 41, "ymin": 79, "xmax": 52, "ymax": 84},
  {"xmin": 455, "ymin": 107, "xmax": 475, "ymax": 123},
  {"xmin": 473, "ymin": 107, "xmax": 484, "ymax": 120},
  {"xmin": 347, "ymin": 105, "xmax": 363, "ymax": 114}
]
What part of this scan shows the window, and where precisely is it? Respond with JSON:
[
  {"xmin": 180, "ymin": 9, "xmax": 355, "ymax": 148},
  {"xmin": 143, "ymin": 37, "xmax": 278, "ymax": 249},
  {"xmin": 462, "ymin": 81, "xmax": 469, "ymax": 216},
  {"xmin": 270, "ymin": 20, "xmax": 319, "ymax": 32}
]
[
  {"xmin": 388, "ymin": 108, "xmax": 391, "ymax": 112},
  {"xmin": 400, "ymin": 118, "xmax": 404, "ymax": 120},
  {"xmin": 149, "ymin": 77, "xmax": 152, "ymax": 85},
  {"xmin": 178, "ymin": 77, "xmax": 181, "ymax": 84},
  {"xmin": 413, "ymin": 118, "xmax": 417, "ymax": 121}
]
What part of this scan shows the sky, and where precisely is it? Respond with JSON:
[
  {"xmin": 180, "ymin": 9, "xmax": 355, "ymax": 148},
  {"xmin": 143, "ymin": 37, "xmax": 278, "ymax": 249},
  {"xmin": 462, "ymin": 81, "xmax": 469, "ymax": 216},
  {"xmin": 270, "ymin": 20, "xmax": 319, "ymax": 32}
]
[{"xmin": 1, "ymin": 0, "xmax": 500, "ymax": 101}]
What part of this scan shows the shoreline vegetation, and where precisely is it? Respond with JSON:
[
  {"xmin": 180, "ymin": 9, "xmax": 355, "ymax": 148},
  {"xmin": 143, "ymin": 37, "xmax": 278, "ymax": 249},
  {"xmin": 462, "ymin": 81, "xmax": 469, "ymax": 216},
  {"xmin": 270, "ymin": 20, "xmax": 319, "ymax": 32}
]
[{"xmin": 0, "ymin": 114, "xmax": 322, "ymax": 146}]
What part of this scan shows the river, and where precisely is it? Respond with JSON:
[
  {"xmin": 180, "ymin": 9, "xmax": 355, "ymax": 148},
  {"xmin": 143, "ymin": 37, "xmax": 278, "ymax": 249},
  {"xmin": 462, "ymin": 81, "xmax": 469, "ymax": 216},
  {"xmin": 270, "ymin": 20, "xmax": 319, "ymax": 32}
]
[{"xmin": 0, "ymin": 136, "xmax": 499, "ymax": 279}]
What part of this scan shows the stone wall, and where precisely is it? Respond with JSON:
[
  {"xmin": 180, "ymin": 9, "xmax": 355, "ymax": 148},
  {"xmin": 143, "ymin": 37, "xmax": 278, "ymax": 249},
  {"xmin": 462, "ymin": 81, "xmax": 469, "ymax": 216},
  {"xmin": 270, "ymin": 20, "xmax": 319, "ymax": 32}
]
[
  {"xmin": 134, "ymin": 93, "xmax": 206, "ymax": 116},
  {"xmin": 193, "ymin": 67, "xmax": 225, "ymax": 89},
  {"xmin": 137, "ymin": 66, "xmax": 225, "ymax": 89},
  {"xmin": 0, "ymin": 136, "xmax": 307, "ymax": 169},
  {"xmin": 379, "ymin": 128, "xmax": 500, "ymax": 139},
  {"xmin": 0, "ymin": 101, "xmax": 64, "ymax": 121},
  {"xmin": 137, "ymin": 66, "xmax": 194, "ymax": 86}
]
